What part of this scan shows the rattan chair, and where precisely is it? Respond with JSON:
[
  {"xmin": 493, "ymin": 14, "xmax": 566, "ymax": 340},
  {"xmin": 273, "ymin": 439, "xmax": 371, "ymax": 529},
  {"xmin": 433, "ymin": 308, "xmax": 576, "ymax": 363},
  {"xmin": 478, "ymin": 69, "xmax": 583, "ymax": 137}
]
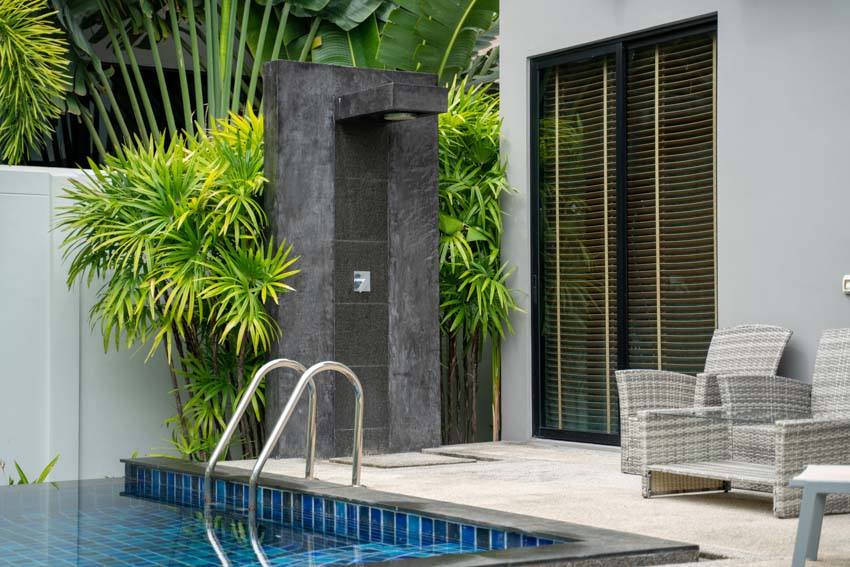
[
  {"xmin": 615, "ymin": 324, "xmax": 792, "ymax": 475},
  {"xmin": 716, "ymin": 329, "xmax": 850, "ymax": 518}
]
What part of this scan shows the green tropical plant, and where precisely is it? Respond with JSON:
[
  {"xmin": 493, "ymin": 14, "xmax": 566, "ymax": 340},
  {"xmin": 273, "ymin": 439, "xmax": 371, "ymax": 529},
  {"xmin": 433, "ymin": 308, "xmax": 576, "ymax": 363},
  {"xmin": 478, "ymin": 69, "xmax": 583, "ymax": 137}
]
[
  {"xmin": 1, "ymin": 455, "xmax": 60, "ymax": 487},
  {"xmin": 57, "ymin": 110, "xmax": 299, "ymax": 460},
  {"xmin": 438, "ymin": 78, "xmax": 520, "ymax": 443},
  {"xmin": 378, "ymin": 0, "xmax": 499, "ymax": 85},
  {"xmin": 0, "ymin": 0, "xmax": 70, "ymax": 164},
  {"xmin": 48, "ymin": 0, "xmax": 498, "ymax": 158}
]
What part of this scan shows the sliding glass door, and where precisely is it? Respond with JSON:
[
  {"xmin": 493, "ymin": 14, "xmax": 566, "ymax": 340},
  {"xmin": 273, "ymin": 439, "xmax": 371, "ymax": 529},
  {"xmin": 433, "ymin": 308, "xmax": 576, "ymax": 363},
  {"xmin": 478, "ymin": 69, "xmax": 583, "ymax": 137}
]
[{"xmin": 531, "ymin": 18, "xmax": 717, "ymax": 445}]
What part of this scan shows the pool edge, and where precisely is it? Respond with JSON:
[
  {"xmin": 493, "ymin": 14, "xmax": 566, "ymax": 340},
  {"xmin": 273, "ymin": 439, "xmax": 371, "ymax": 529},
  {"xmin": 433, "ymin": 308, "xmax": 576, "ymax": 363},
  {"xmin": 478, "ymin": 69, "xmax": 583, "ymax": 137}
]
[{"xmin": 122, "ymin": 456, "xmax": 698, "ymax": 566}]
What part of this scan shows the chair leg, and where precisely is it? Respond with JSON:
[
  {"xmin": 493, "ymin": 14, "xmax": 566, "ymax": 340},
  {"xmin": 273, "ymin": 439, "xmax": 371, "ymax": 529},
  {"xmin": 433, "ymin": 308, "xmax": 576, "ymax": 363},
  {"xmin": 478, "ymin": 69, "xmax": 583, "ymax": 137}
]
[{"xmin": 792, "ymin": 488, "xmax": 826, "ymax": 567}]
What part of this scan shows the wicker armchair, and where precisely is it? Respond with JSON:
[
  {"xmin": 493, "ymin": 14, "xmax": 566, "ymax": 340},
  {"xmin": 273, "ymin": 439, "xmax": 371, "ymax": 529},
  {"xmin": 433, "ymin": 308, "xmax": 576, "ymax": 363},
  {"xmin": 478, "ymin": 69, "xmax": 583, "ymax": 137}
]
[
  {"xmin": 717, "ymin": 329, "xmax": 850, "ymax": 518},
  {"xmin": 616, "ymin": 324, "xmax": 792, "ymax": 474}
]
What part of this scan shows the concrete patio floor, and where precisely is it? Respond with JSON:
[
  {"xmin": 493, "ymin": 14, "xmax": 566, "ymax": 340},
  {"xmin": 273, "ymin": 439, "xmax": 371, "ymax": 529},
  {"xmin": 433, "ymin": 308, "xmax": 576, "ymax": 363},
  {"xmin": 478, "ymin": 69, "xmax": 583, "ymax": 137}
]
[{"xmin": 222, "ymin": 440, "xmax": 850, "ymax": 566}]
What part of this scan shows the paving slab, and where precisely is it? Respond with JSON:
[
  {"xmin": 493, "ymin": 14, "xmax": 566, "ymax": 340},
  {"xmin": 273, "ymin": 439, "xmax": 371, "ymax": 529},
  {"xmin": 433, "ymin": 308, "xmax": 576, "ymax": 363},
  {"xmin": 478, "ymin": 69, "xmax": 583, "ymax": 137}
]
[
  {"xmin": 329, "ymin": 451, "xmax": 475, "ymax": 468},
  {"xmin": 223, "ymin": 439, "xmax": 850, "ymax": 566}
]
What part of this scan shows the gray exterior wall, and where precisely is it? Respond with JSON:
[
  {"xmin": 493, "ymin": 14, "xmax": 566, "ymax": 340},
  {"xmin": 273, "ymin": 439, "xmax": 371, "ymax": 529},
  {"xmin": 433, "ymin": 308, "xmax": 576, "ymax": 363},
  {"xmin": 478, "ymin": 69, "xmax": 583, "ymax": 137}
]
[{"xmin": 500, "ymin": 0, "xmax": 850, "ymax": 441}]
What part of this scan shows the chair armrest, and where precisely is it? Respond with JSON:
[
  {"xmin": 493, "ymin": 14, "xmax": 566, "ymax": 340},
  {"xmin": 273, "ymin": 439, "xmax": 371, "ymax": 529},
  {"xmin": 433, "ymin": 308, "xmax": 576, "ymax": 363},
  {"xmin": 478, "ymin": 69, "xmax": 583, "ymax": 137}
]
[
  {"xmin": 717, "ymin": 374, "xmax": 812, "ymax": 419},
  {"xmin": 641, "ymin": 407, "xmax": 730, "ymax": 466},
  {"xmin": 694, "ymin": 372, "xmax": 719, "ymax": 407},
  {"xmin": 615, "ymin": 370, "xmax": 697, "ymax": 417},
  {"xmin": 775, "ymin": 418, "xmax": 850, "ymax": 487}
]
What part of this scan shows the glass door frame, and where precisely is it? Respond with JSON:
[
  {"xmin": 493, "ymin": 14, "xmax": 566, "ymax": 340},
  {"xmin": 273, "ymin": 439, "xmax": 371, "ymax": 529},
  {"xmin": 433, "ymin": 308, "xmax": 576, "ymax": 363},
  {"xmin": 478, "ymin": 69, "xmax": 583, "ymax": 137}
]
[{"xmin": 529, "ymin": 14, "xmax": 718, "ymax": 446}]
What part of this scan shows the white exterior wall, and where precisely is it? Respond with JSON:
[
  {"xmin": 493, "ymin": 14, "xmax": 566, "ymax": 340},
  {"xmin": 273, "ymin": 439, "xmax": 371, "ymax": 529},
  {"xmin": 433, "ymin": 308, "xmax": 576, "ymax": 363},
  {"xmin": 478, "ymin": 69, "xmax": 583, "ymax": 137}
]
[
  {"xmin": 500, "ymin": 0, "xmax": 850, "ymax": 440},
  {"xmin": 0, "ymin": 166, "xmax": 175, "ymax": 481}
]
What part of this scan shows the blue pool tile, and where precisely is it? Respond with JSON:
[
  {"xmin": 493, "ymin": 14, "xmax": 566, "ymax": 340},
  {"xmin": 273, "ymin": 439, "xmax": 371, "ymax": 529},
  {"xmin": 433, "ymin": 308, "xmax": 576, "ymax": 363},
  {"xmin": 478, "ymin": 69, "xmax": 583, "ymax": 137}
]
[
  {"xmin": 447, "ymin": 522, "xmax": 459, "ymax": 544},
  {"xmin": 335, "ymin": 502, "xmax": 346, "ymax": 536},
  {"xmin": 370, "ymin": 507, "xmax": 382, "ymax": 542},
  {"xmin": 358, "ymin": 505, "xmax": 369, "ymax": 541},
  {"xmin": 294, "ymin": 493, "xmax": 303, "ymax": 526},
  {"xmin": 434, "ymin": 520, "xmax": 446, "ymax": 544},
  {"xmin": 491, "ymin": 530, "xmax": 505, "ymax": 549},
  {"xmin": 314, "ymin": 497, "xmax": 324, "ymax": 531},
  {"xmin": 382, "ymin": 510, "xmax": 394, "ymax": 543},
  {"xmin": 347, "ymin": 503, "xmax": 357, "ymax": 537},
  {"xmin": 461, "ymin": 525, "xmax": 475, "ymax": 549},
  {"xmin": 421, "ymin": 518, "xmax": 433, "ymax": 546},
  {"xmin": 408, "ymin": 515, "xmax": 420, "ymax": 545},
  {"xmin": 395, "ymin": 513, "xmax": 407, "ymax": 545},
  {"xmin": 102, "ymin": 464, "xmax": 566, "ymax": 567},
  {"xmin": 476, "ymin": 527, "xmax": 490, "ymax": 549},
  {"xmin": 507, "ymin": 532, "xmax": 522, "ymax": 548},
  {"xmin": 303, "ymin": 495, "xmax": 313, "ymax": 529},
  {"xmin": 272, "ymin": 490, "xmax": 283, "ymax": 522}
]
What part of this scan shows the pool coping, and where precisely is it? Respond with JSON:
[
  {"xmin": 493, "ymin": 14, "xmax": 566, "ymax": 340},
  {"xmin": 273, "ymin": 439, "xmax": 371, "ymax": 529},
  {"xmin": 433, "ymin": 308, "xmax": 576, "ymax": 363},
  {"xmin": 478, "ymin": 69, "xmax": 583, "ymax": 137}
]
[{"xmin": 123, "ymin": 457, "xmax": 698, "ymax": 566}]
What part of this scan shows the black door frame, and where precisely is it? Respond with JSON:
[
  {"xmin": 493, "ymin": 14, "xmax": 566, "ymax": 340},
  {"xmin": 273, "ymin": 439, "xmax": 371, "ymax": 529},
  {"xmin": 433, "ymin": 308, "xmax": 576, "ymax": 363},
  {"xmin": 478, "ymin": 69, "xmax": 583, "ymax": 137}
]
[{"xmin": 529, "ymin": 14, "xmax": 718, "ymax": 446}]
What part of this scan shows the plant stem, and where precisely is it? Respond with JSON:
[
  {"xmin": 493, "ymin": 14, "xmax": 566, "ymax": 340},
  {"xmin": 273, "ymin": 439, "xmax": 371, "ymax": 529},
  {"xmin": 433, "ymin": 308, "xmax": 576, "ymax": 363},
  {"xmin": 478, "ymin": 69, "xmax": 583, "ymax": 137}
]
[
  {"xmin": 230, "ymin": 0, "xmax": 253, "ymax": 114},
  {"xmin": 447, "ymin": 332, "xmax": 458, "ymax": 444},
  {"xmin": 167, "ymin": 0, "xmax": 194, "ymax": 136},
  {"xmin": 142, "ymin": 16, "xmax": 178, "ymax": 136},
  {"xmin": 166, "ymin": 361, "xmax": 191, "ymax": 443},
  {"xmin": 79, "ymin": 107, "xmax": 106, "ymax": 161},
  {"xmin": 186, "ymin": 0, "xmax": 205, "ymax": 130},
  {"xmin": 245, "ymin": 0, "xmax": 273, "ymax": 111},
  {"xmin": 92, "ymin": 61, "xmax": 131, "ymax": 143},
  {"xmin": 491, "ymin": 337, "xmax": 500, "ymax": 441},
  {"xmin": 98, "ymin": 1, "xmax": 147, "ymax": 139},
  {"xmin": 270, "ymin": 3, "xmax": 290, "ymax": 61},
  {"xmin": 116, "ymin": 17, "xmax": 160, "ymax": 139},
  {"xmin": 469, "ymin": 328, "xmax": 480, "ymax": 441},
  {"xmin": 205, "ymin": 0, "xmax": 218, "ymax": 119},
  {"xmin": 299, "ymin": 17, "xmax": 321, "ymax": 62},
  {"xmin": 84, "ymin": 76, "xmax": 123, "ymax": 158},
  {"xmin": 220, "ymin": 0, "xmax": 238, "ymax": 114}
]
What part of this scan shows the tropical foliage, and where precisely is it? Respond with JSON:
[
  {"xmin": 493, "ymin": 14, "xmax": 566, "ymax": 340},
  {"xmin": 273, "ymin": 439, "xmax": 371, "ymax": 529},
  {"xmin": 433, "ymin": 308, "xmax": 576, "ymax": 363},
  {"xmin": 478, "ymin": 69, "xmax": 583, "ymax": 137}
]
[
  {"xmin": 48, "ymin": 0, "xmax": 499, "ymax": 159},
  {"xmin": 57, "ymin": 110, "xmax": 299, "ymax": 460},
  {"xmin": 1, "ymin": 455, "xmax": 60, "ymax": 487},
  {"xmin": 0, "ymin": 0, "xmax": 69, "ymax": 164},
  {"xmin": 439, "ymin": 79, "xmax": 519, "ymax": 443}
]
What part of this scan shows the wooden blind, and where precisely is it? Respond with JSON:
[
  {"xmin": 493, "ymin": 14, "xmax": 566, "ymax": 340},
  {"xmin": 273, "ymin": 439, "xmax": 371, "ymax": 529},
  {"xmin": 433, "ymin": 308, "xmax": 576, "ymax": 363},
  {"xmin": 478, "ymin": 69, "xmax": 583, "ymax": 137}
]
[
  {"xmin": 626, "ymin": 32, "xmax": 717, "ymax": 373},
  {"xmin": 539, "ymin": 55, "xmax": 619, "ymax": 434}
]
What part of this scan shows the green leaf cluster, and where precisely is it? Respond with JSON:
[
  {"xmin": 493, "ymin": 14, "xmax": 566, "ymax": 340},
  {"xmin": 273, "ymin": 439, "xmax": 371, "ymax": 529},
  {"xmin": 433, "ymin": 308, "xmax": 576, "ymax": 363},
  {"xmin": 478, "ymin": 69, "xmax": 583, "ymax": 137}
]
[
  {"xmin": 43, "ymin": 0, "xmax": 499, "ymax": 160},
  {"xmin": 57, "ymin": 110, "xmax": 298, "ymax": 460},
  {"xmin": 377, "ymin": 0, "xmax": 498, "ymax": 84},
  {"xmin": 438, "ymin": 79, "xmax": 521, "ymax": 443},
  {"xmin": 439, "ymin": 78, "xmax": 518, "ymax": 342},
  {"xmin": 1, "ymin": 455, "xmax": 60, "ymax": 487},
  {"xmin": 0, "ymin": 0, "xmax": 70, "ymax": 163}
]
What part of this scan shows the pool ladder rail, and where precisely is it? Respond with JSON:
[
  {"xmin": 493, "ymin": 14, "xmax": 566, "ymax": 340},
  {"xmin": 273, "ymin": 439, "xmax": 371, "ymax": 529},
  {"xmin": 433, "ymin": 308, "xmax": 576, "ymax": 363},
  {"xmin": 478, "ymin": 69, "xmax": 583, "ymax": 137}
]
[{"xmin": 202, "ymin": 358, "xmax": 365, "ymax": 566}]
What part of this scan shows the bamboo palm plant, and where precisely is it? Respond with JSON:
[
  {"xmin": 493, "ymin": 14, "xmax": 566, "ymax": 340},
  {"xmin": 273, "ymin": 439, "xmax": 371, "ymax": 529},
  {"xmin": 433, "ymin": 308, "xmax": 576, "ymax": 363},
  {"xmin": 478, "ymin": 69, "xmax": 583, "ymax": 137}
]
[
  {"xmin": 57, "ymin": 110, "xmax": 299, "ymax": 460},
  {"xmin": 0, "ymin": 0, "xmax": 70, "ymax": 164},
  {"xmin": 52, "ymin": 0, "xmax": 499, "ymax": 158},
  {"xmin": 438, "ymin": 79, "xmax": 520, "ymax": 443}
]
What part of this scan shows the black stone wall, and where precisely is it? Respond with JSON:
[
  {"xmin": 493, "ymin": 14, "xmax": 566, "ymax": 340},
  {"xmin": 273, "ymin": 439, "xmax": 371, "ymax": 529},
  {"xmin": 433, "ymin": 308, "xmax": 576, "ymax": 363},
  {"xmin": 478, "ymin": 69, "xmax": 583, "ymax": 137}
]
[{"xmin": 263, "ymin": 61, "xmax": 441, "ymax": 457}]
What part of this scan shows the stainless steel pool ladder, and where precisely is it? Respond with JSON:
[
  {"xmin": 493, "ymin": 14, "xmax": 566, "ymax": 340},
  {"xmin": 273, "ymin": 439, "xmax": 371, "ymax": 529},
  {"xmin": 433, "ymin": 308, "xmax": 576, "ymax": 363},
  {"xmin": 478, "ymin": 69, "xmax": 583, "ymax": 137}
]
[
  {"xmin": 203, "ymin": 358, "xmax": 364, "ymax": 566},
  {"xmin": 204, "ymin": 358, "xmax": 364, "ymax": 501},
  {"xmin": 249, "ymin": 360, "xmax": 365, "ymax": 512}
]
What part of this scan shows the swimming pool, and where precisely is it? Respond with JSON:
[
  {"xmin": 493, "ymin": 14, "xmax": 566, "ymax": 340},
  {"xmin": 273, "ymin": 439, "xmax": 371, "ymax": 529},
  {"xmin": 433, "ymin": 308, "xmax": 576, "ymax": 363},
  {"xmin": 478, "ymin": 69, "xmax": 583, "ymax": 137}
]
[{"xmin": 0, "ymin": 457, "xmax": 699, "ymax": 565}]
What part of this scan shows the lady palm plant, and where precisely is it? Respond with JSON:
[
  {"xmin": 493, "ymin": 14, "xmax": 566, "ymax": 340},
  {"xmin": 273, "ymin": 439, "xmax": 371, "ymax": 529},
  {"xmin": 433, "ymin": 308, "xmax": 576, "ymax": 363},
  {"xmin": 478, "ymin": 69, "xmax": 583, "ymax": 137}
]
[
  {"xmin": 0, "ymin": 0, "xmax": 69, "ymax": 164},
  {"xmin": 57, "ymin": 110, "xmax": 299, "ymax": 460},
  {"xmin": 439, "ymin": 78, "xmax": 520, "ymax": 443}
]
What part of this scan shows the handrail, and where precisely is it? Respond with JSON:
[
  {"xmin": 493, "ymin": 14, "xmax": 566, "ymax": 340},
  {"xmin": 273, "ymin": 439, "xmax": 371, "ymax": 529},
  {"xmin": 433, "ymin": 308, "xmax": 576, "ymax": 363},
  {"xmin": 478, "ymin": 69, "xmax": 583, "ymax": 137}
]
[
  {"xmin": 248, "ymin": 361, "xmax": 364, "ymax": 513},
  {"xmin": 203, "ymin": 358, "xmax": 309, "ymax": 505}
]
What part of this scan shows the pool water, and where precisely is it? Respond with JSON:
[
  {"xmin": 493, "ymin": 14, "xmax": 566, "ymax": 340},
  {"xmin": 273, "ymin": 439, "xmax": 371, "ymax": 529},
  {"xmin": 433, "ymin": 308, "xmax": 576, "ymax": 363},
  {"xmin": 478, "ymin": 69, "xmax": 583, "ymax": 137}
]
[{"xmin": 0, "ymin": 478, "xmax": 549, "ymax": 566}]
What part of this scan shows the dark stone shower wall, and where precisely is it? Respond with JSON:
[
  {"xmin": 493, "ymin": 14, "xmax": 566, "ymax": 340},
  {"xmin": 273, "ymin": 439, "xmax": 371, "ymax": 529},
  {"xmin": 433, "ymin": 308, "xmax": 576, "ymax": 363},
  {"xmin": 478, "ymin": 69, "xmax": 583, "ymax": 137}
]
[{"xmin": 263, "ymin": 61, "xmax": 441, "ymax": 458}]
